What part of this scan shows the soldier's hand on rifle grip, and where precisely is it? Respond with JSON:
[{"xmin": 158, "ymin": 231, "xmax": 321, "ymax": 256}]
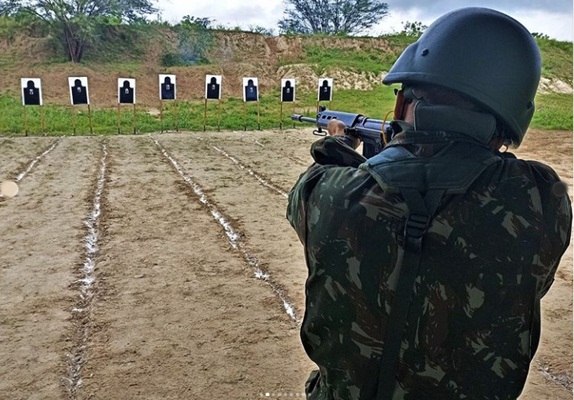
[{"xmin": 327, "ymin": 119, "xmax": 361, "ymax": 150}]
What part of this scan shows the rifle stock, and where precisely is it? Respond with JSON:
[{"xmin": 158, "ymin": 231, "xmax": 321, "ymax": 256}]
[{"xmin": 291, "ymin": 107, "xmax": 393, "ymax": 158}]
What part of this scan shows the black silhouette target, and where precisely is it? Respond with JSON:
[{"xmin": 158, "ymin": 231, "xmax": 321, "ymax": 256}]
[
  {"xmin": 159, "ymin": 74, "xmax": 176, "ymax": 100},
  {"xmin": 317, "ymin": 78, "xmax": 333, "ymax": 102},
  {"xmin": 118, "ymin": 78, "xmax": 136, "ymax": 104},
  {"xmin": 68, "ymin": 77, "xmax": 89, "ymax": 105},
  {"xmin": 21, "ymin": 78, "xmax": 42, "ymax": 106},
  {"xmin": 205, "ymin": 75, "xmax": 222, "ymax": 100},
  {"xmin": 243, "ymin": 77, "xmax": 259, "ymax": 102},
  {"xmin": 281, "ymin": 78, "xmax": 296, "ymax": 102}
]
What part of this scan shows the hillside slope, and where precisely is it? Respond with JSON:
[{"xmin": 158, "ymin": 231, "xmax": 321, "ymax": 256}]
[{"xmin": 0, "ymin": 30, "xmax": 571, "ymax": 108}]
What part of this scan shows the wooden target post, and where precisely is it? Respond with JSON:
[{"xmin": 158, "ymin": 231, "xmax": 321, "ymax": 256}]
[
  {"xmin": 243, "ymin": 102, "xmax": 247, "ymax": 131},
  {"xmin": 174, "ymin": 101, "xmax": 179, "ymax": 132},
  {"xmin": 257, "ymin": 102, "xmax": 261, "ymax": 130},
  {"xmin": 203, "ymin": 99, "xmax": 208, "ymax": 131},
  {"xmin": 117, "ymin": 103, "xmax": 121, "ymax": 134},
  {"xmin": 72, "ymin": 105, "xmax": 94, "ymax": 135},
  {"xmin": 160, "ymin": 101, "xmax": 164, "ymax": 133},
  {"xmin": 204, "ymin": 99, "xmax": 222, "ymax": 131},
  {"xmin": 23, "ymin": 106, "xmax": 28, "ymax": 137},
  {"xmin": 217, "ymin": 100, "xmax": 222, "ymax": 131},
  {"xmin": 160, "ymin": 101, "xmax": 178, "ymax": 132},
  {"xmin": 280, "ymin": 102, "xmax": 283, "ymax": 130},
  {"xmin": 87, "ymin": 105, "xmax": 94, "ymax": 135},
  {"xmin": 40, "ymin": 105, "xmax": 45, "ymax": 135},
  {"xmin": 72, "ymin": 106, "xmax": 77, "ymax": 135},
  {"xmin": 132, "ymin": 104, "xmax": 137, "ymax": 134}
]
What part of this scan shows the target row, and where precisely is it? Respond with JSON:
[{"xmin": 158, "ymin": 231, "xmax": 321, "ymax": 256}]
[{"xmin": 20, "ymin": 75, "xmax": 336, "ymax": 106}]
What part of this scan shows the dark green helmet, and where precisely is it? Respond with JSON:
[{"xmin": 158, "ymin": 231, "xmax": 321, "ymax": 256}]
[{"xmin": 383, "ymin": 7, "xmax": 541, "ymax": 147}]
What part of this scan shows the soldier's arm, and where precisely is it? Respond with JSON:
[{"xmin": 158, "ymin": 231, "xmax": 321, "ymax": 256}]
[
  {"xmin": 286, "ymin": 136, "xmax": 366, "ymax": 242},
  {"xmin": 530, "ymin": 161, "xmax": 572, "ymax": 296}
]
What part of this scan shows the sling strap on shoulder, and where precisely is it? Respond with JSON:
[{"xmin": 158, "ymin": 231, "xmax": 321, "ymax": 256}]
[
  {"xmin": 376, "ymin": 188, "xmax": 445, "ymax": 400},
  {"xmin": 360, "ymin": 137, "xmax": 501, "ymax": 399}
]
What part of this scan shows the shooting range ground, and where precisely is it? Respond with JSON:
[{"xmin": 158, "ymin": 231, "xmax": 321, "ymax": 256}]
[{"xmin": 0, "ymin": 128, "xmax": 571, "ymax": 399}]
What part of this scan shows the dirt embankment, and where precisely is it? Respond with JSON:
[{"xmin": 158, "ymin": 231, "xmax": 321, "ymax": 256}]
[{"xmin": 0, "ymin": 30, "xmax": 571, "ymax": 108}]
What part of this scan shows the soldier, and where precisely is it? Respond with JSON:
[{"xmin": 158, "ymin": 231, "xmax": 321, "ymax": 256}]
[{"xmin": 287, "ymin": 7, "xmax": 572, "ymax": 400}]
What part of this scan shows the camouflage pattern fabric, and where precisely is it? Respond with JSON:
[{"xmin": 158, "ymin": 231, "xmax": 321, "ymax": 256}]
[{"xmin": 287, "ymin": 135, "xmax": 572, "ymax": 400}]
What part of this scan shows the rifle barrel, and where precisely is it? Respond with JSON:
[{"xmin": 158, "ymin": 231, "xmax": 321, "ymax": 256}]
[{"xmin": 291, "ymin": 114, "xmax": 317, "ymax": 125}]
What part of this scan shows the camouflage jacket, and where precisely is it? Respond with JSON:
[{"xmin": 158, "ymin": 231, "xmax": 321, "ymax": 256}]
[{"xmin": 287, "ymin": 131, "xmax": 572, "ymax": 400}]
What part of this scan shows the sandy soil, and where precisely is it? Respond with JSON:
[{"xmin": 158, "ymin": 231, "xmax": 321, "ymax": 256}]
[{"xmin": 0, "ymin": 128, "xmax": 571, "ymax": 399}]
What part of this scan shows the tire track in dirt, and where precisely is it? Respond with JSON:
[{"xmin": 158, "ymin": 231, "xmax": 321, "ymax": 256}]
[
  {"xmin": 64, "ymin": 142, "xmax": 108, "ymax": 398},
  {"xmin": 152, "ymin": 136, "xmax": 297, "ymax": 321}
]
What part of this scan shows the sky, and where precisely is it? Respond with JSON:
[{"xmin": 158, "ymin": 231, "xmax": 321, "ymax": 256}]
[{"xmin": 157, "ymin": 0, "xmax": 573, "ymax": 41}]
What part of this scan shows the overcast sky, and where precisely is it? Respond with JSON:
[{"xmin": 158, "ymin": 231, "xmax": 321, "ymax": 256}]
[{"xmin": 157, "ymin": 0, "xmax": 572, "ymax": 41}]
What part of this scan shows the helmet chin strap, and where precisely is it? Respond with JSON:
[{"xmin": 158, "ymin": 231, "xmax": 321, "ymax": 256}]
[
  {"xmin": 393, "ymin": 88, "xmax": 413, "ymax": 121},
  {"xmin": 412, "ymin": 101, "xmax": 499, "ymax": 145}
]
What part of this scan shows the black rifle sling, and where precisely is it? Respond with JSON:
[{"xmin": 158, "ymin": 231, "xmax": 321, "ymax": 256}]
[{"xmin": 376, "ymin": 187, "xmax": 445, "ymax": 400}]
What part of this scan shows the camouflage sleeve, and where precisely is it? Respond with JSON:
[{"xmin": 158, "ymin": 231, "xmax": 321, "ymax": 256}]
[
  {"xmin": 529, "ymin": 161, "xmax": 572, "ymax": 297},
  {"xmin": 286, "ymin": 136, "xmax": 366, "ymax": 243}
]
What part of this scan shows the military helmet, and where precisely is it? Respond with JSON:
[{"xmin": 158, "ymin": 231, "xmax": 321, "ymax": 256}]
[{"xmin": 383, "ymin": 7, "xmax": 541, "ymax": 147}]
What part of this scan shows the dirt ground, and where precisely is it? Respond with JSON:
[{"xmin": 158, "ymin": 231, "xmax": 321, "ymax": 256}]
[{"xmin": 0, "ymin": 128, "xmax": 571, "ymax": 399}]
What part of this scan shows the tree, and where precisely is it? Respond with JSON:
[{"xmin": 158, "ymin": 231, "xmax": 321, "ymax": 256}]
[
  {"xmin": 174, "ymin": 16, "xmax": 214, "ymax": 65},
  {"xmin": 399, "ymin": 20, "xmax": 427, "ymax": 37},
  {"xmin": 278, "ymin": 0, "xmax": 388, "ymax": 35},
  {"xmin": 0, "ymin": 0, "xmax": 157, "ymax": 62}
]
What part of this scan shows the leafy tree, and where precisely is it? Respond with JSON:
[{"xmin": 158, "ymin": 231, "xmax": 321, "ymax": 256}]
[
  {"xmin": 247, "ymin": 24, "xmax": 274, "ymax": 36},
  {"xmin": 531, "ymin": 32, "xmax": 550, "ymax": 40},
  {"xmin": 278, "ymin": 0, "xmax": 388, "ymax": 35},
  {"xmin": 171, "ymin": 16, "xmax": 214, "ymax": 65},
  {"xmin": 399, "ymin": 20, "xmax": 427, "ymax": 37},
  {"xmin": 0, "ymin": 0, "xmax": 157, "ymax": 62}
]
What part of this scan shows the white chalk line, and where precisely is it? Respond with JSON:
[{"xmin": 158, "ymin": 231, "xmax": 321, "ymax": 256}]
[
  {"xmin": 64, "ymin": 142, "xmax": 108, "ymax": 396},
  {"xmin": 211, "ymin": 145, "xmax": 289, "ymax": 198},
  {"xmin": 15, "ymin": 138, "xmax": 62, "ymax": 182},
  {"xmin": 152, "ymin": 136, "xmax": 297, "ymax": 321},
  {"xmin": 536, "ymin": 361, "xmax": 573, "ymax": 391}
]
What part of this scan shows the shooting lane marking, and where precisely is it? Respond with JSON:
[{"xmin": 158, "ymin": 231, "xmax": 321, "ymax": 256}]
[
  {"xmin": 64, "ymin": 142, "xmax": 108, "ymax": 397},
  {"xmin": 15, "ymin": 137, "xmax": 62, "ymax": 182},
  {"xmin": 536, "ymin": 361, "xmax": 573, "ymax": 392},
  {"xmin": 151, "ymin": 137, "xmax": 298, "ymax": 322},
  {"xmin": 211, "ymin": 146, "xmax": 289, "ymax": 198},
  {"xmin": 250, "ymin": 139, "xmax": 308, "ymax": 167}
]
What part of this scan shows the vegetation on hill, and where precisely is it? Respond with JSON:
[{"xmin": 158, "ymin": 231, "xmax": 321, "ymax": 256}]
[{"xmin": 0, "ymin": 15, "xmax": 570, "ymax": 135}]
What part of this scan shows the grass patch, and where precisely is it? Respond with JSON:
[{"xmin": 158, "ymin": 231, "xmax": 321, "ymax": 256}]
[
  {"xmin": 0, "ymin": 87, "xmax": 570, "ymax": 136},
  {"xmin": 531, "ymin": 93, "xmax": 573, "ymax": 130}
]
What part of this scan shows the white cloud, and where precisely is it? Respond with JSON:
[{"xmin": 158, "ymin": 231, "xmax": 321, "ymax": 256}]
[{"xmin": 158, "ymin": 0, "xmax": 573, "ymax": 41}]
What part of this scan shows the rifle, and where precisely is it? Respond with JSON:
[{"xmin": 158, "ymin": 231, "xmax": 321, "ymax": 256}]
[{"xmin": 291, "ymin": 106, "xmax": 394, "ymax": 158}]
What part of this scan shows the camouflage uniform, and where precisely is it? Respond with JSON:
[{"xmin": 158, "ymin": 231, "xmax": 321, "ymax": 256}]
[{"xmin": 287, "ymin": 123, "xmax": 572, "ymax": 400}]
